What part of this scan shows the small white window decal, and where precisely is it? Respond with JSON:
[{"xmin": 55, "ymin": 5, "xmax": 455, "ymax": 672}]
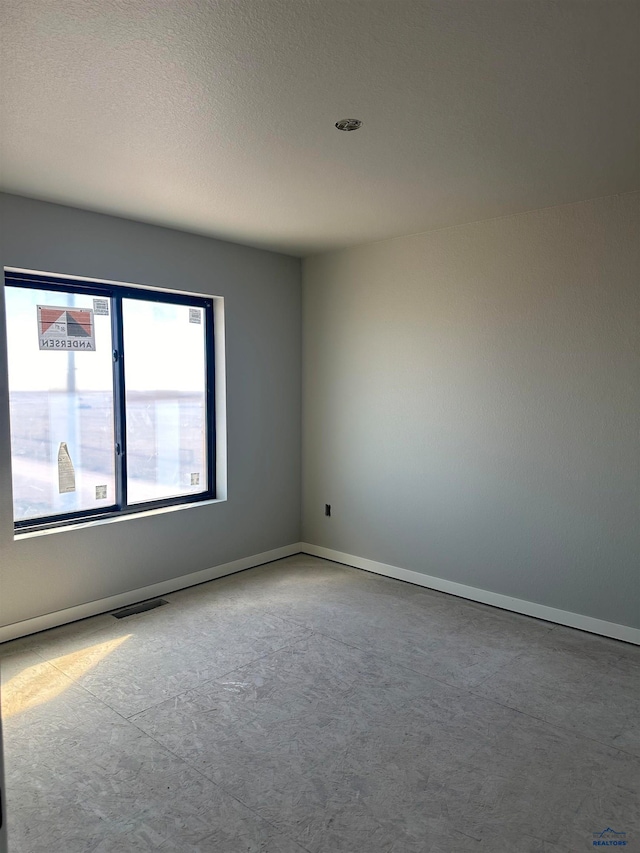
[
  {"xmin": 189, "ymin": 308, "xmax": 201, "ymax": 324},
  {"xmin": 58, "ymin": 443, "xmax": 76, "ymax": 493}
]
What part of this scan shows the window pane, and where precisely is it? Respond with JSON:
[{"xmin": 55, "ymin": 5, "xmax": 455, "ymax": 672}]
[
  {"xmin": 123, "ymin": 299, "xmax": 208, "ymax": 504},
  {"xmin": 5, "ymin": 286, "xmax": 116, "ymax": 521}
]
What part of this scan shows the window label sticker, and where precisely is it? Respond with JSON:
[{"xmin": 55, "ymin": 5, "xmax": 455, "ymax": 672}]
[
  {"xmin": 190, "ymin": 473, "xmax": 200, "ymax": 485},
  {"xmin": 93, "ymin": 298, "xmax": 109, "ymax": 316},
  {"xmin": 95, "ymin": 485, "xmax": 107, "ymax": 500},
  {"xmin": 58, "ymin": 442, "xmax": 76, "ymax": 493},
  {"xmin": 189, "ymin": 308, "xmax": 201, "ymax": 324},
  {"xmin": 37, "ymin": 305, "xmax": 96, "ymax": 351}
]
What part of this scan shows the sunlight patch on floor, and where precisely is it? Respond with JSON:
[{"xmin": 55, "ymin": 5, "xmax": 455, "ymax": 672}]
[{"xmin": 1, "ymin": 634, "xmax": 131, "ymax": 719}]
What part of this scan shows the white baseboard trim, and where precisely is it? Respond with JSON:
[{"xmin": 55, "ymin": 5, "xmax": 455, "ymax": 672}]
[
  {"xmin": 4, "ymin": 541, "xmax": 637, "ymax": 647},
  {"xmin": 0, "ymin": 543, "xmax": 304, "ymax": 644},
  {"xmin": 300, "ymin": 543, "xmax": 640, "ymax": 646}
]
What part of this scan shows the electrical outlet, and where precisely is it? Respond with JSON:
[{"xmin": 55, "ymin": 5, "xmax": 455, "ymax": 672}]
[{"xmin": 325, "ymin": 504, "xmax": 331, "ymax": 517}]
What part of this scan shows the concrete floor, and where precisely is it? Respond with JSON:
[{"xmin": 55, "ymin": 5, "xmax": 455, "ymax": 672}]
[{"xmin": 0, "ymin": 554, "xmax": 638, "ymax": 852}]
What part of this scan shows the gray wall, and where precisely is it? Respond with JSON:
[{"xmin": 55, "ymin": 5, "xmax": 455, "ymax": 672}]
[
  {"xmin": 0, "ymin": 193, "xmax": 302, "ymax": 629},
  {"xmin": 302, "ymin": 192, "xmax": 640, "ymax": 629}
]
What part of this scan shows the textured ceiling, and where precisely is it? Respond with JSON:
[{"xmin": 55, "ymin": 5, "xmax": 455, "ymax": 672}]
[{"xmin": 1, "ymin": 0, "xmax": 638, "ymax": 256}]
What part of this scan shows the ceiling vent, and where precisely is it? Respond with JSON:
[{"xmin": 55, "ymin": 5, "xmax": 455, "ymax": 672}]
[{"xmin": 335, "ymin": 119, "xmax": 362, "ymax": 131}]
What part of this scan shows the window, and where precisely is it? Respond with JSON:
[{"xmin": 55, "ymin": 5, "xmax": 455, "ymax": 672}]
[{"xmin": 4, "ymin": 270, "xmax": 215, "ymax": 532}]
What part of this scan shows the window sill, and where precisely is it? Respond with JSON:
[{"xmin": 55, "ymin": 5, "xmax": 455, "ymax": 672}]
[{"xmin": 14, "ymin": 496, "xmax": 227, "ymax": 541}]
